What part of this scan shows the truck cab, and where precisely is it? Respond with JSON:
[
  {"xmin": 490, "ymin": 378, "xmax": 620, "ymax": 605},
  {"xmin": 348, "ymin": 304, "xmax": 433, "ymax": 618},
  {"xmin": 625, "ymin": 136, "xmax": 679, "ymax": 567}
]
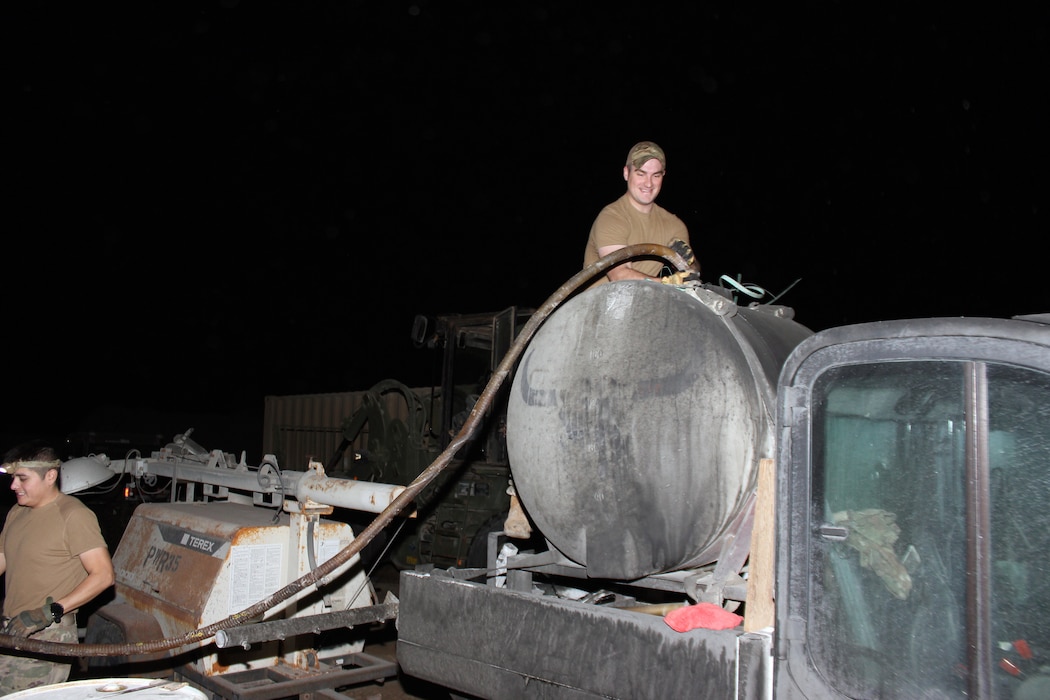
[{"xmin": 776, "ymin": 313, "xmax": 1050, "ymax": 699}]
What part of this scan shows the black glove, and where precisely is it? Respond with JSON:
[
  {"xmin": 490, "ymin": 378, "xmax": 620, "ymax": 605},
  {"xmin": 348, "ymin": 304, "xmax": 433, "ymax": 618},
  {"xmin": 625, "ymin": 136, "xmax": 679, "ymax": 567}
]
[
  {"xmin": 669, "ymin": 238, "xmax": 698, "ymax": 269},
  {"xmin": 660, "ymin": 270, "xmax": 701, "ymax": 286},
  {"xmin": 3, "ymin": 597, "xmax": 54, "ymax": 637}
]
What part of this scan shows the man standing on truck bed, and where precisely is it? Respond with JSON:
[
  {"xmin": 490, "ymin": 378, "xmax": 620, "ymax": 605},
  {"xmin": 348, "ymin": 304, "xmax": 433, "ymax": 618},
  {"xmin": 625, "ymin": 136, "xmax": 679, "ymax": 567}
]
[
  {"xmin": 583, "ymin": 140, "xmax": 700, "ymax": 286},
  {"xmin": 0, "ymin": 441, "xmax": 115, "ymax": 695}
]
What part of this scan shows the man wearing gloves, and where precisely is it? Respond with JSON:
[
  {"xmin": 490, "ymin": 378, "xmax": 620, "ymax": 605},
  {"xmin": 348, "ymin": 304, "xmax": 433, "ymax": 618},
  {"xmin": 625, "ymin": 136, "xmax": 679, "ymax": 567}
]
[
  {"xmin": 0, "ymin": 441, "xmax": 115, "ymax": 694},
  {"xmin": 582, "ymin": 140, "xmax": 701, "ymax": 287}
]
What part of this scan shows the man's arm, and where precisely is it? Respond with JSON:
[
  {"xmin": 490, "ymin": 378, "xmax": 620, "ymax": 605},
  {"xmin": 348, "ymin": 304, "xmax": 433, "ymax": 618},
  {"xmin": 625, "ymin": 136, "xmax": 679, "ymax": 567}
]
[
  {"xmin": 590, "ymin": 206, "xmax": 658, "ymax": 282},
  {"xmin": 0, "ymin": 551, "xmax": 6, "ymax": 577},
  {"xmin": 56, "ymin": 547, "xmax": 115, "ymax": 613},
  {"xmin": 596, "ymin": 244, "xmax": 661, "ymax": 282}
]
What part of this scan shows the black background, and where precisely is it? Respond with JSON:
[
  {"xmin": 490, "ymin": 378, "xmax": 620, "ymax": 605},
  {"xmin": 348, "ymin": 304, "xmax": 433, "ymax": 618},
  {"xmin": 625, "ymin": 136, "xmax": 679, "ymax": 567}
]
[{"xmin": 6, "ymin": 3, "xmax": 1048, "ymax": 460}]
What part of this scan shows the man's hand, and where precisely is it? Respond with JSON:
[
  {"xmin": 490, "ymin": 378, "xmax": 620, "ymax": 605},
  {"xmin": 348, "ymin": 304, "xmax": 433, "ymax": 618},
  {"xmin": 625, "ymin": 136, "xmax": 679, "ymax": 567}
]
[
  {"xmin": 660, "ymin": 270, "xmax": 701, "ymax": 286},
  {"xmin": 3, "ymin": 597, "xmax": 54, "ymax": 637},
  {"xmin": 669, "ymin": 239, "xmax": 698, "ymax": 270}
]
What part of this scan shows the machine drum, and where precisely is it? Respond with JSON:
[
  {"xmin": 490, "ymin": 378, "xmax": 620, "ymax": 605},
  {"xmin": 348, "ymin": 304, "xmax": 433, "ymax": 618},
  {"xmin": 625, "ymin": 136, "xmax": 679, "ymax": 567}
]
[{"xmin": 507, "ymin": 281, "xmax": 810, "ymax": 579}]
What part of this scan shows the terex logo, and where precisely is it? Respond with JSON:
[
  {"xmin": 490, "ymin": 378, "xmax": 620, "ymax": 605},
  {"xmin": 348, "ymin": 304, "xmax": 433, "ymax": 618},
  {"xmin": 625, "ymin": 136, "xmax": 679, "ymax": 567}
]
[
  {"xmin": 156, "ymin": 523, "xmax": 227, "ymax": 558},
  {"xmin": 181, "ymin": 533, "xmax": 216, "ymax": 553}
]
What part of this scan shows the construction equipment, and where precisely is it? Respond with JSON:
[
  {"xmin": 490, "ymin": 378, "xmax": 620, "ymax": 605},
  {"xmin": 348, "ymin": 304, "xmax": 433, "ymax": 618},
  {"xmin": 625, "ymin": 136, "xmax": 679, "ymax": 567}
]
[
  {"xmin": 57, "ymin": 431, "xmax": 407, "ymax": 698},
  {"xmin": 7, "ymin": 308, "xmax": 532, "ymax": 699}
]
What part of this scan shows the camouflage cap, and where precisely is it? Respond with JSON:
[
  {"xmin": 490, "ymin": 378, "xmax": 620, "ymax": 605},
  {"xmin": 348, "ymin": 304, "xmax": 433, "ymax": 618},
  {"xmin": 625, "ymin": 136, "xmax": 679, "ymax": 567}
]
[{"xmin": 625, "ymin": 141, "xmax": 666, "ymax": 170}]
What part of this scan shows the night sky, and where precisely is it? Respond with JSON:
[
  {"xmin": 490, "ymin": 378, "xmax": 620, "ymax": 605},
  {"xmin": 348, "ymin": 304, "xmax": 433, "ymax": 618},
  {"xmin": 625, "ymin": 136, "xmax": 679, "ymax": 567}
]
[{"xmin": 7, "ymin": 4, "xmax": 1048, "ymax": 459}]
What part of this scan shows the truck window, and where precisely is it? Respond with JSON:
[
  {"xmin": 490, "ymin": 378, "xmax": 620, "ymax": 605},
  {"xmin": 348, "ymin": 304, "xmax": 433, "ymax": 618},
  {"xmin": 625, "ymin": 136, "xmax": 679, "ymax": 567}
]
[{"xmin": 808, "ymin": 360, "xmax": 1050, "ymax": 698}]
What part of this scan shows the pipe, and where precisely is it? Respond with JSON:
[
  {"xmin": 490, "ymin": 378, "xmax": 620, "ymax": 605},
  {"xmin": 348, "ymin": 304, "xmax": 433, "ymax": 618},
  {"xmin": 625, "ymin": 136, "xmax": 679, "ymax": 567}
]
[
  {"xmin": 294, "ymin": 471, "xmax": 409, "ymax": 514},
  {"xmin": 1, "ymin": 243, "xmax": 691, "ymax": 658}
]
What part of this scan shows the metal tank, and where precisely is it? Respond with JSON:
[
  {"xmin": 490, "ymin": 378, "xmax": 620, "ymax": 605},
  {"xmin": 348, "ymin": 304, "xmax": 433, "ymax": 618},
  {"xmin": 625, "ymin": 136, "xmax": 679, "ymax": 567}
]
[{"xmin": 507, "ymin": 281, "xmax": 813, "ymax": 580}]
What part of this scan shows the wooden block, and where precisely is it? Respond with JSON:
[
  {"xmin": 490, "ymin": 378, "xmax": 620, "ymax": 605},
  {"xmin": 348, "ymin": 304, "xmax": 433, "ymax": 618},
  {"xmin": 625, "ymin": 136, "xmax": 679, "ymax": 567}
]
[{"xmin": 744, "ymin": 457, "xmax": 776, "ymax": 631}]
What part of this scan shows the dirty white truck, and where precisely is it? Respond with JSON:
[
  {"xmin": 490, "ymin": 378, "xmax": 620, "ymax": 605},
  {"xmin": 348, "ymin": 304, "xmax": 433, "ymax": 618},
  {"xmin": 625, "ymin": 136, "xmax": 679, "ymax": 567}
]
[
  {"xmin": 6, "ymin": 245, "xmax": 1047, "ymax": 699},
  {"xmin": 394, "ymin": 249, "xmax": 1050, "ymax": 699}
]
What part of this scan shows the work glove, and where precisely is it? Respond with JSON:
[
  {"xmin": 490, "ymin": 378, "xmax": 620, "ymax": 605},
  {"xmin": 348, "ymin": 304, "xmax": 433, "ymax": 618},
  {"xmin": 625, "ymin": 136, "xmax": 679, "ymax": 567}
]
[
  {"xmin": 669, "ymin": 238, "xmax": 698, "ymax": 270},
  {"xmin": 3, "ymin": 597, "xmax": 54, "ymax": 637},
  {"xmin": 660, "ymin": 270, "xmax": 701, "ymax": 286}
]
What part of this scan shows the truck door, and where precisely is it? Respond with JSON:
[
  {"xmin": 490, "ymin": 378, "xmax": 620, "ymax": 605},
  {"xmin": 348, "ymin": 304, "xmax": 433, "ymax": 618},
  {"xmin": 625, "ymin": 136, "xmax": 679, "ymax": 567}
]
[{"xmin": 774, "ymin": 316, "xmax": 1050, "ymax": 699}]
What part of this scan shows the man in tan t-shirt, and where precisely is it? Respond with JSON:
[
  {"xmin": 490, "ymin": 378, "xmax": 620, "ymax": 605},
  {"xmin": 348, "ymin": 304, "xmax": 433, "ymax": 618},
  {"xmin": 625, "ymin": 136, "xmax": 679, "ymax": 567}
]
[
  {"xmin": 582, "ymin": 141, "xmax": 699, "ymax": 287},
  {"xmin": 0, "ymin": 441, "xmax": 115, "ymax": 694}
]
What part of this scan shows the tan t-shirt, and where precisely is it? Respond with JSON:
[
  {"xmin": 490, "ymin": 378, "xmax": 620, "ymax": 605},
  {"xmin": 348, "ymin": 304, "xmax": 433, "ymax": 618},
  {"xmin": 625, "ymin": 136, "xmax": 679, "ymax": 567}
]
[
  {"xmin": 582, "ymin": 192, "xmax": 691, "ymax": 286},
  {"xmin": 0, "ymin": 492, "xmax": 108, "ymax": 616}
]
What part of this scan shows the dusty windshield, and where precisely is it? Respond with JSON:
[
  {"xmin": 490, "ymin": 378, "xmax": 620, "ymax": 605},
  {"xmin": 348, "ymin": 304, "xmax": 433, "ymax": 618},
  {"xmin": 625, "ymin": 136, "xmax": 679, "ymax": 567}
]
[{"xmin": 809, "ymin": 360, "xmax": 1050, "ymax": 698}]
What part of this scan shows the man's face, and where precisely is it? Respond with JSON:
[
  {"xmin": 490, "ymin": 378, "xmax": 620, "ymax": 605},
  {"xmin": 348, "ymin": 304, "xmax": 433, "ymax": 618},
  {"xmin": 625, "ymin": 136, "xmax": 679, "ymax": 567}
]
[
  {"xmin": 624, "ymin": 158, "xmax": 665, "ymax": 210},
  {"xmin": 9, "ymin": 467, "xmax": 56, "ymax": 508}
]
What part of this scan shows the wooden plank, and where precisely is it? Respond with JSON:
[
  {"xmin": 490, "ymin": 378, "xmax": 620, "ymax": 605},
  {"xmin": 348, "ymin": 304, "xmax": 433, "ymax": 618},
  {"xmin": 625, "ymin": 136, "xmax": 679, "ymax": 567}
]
[{"xmin": 745, "ymin": 457, "xmax": 776, "ymax": 631}]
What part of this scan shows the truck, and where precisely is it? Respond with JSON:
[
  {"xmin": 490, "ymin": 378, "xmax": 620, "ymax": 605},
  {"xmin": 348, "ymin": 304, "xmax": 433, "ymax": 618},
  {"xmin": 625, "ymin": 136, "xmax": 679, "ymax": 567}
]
[
  {"xmin": 5, "ymin": 244, "xmax": 1047, "ymax": 699},
  {"xmin": 392, "ymin": 248, "xmax": 1050, "ymax": 699}
]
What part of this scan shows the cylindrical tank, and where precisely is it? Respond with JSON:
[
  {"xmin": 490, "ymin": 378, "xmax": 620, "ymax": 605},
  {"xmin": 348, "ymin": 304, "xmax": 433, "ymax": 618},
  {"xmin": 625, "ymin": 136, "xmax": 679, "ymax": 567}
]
[{"xmin": 507, "ymin": 281, "xmax": 813, "ymax": 579}]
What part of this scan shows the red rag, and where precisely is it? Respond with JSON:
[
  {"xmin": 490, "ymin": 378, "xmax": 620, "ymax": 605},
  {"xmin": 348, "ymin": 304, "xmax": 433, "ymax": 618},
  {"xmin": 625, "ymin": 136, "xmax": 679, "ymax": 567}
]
[{"xmin": 664, "ymin": 603, "xmax": 743, "ymax": 632}]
